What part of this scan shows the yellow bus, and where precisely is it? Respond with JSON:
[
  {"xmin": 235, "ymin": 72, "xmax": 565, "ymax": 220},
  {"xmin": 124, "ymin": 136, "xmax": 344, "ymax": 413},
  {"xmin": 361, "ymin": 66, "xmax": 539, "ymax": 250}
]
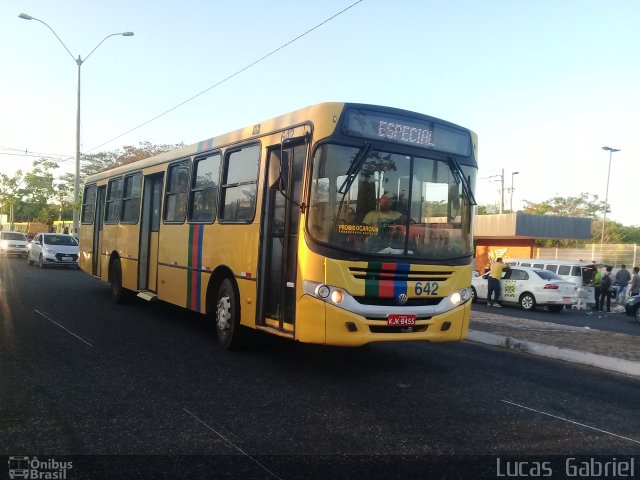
[{"xmin": 79, "ymin": 102, "xmax": 477, "ymax": 349}]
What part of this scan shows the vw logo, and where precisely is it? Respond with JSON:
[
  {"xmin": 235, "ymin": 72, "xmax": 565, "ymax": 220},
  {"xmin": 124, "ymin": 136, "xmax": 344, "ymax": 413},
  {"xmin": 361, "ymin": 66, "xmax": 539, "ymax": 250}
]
[{"xmin": 397, "ymin": 293, "xmax": 408, "ymax": 305}]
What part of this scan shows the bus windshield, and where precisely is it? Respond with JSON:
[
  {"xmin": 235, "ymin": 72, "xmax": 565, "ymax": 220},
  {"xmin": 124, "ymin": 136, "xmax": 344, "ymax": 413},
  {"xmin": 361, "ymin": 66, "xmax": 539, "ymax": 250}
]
[{"xmin": 308, "ymin": 143, "xmax": 476, "ymax": 260}]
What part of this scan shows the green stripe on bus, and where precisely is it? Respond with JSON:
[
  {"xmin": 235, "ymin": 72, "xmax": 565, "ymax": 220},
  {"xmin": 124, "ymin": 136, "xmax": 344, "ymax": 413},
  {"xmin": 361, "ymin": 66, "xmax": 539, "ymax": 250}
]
[{"xmin": 365, "ymin": 262, "xmax": 381, "ymax": 297}]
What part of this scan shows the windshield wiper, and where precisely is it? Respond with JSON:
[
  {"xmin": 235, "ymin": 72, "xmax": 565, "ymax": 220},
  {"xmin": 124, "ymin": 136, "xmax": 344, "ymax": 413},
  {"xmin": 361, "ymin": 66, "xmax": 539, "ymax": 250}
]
[
  {"xmin": 448, "ymin": 157, "xmax": 477, "ymax": 205},
  {"xmin": 337, "ymin": 142, "xmax": 372, "ymax": 195}
]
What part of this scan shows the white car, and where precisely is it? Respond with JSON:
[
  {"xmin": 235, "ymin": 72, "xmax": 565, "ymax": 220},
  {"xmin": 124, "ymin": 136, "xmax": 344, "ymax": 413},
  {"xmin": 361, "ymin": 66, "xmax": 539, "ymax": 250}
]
[
  {"xmin": 27, "ymin": 233, "xmax": 79, "ymax": 269},
  {"xmin": 471, "ymin": 266, "xmax": 577, "ymax": 312},
  {"xmin": 0, "ymin": 231, "xmax": 29, "ymax": 258}
]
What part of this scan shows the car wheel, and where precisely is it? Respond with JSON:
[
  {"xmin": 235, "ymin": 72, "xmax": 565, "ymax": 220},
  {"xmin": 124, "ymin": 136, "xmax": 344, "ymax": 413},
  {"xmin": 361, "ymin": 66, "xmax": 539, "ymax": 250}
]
[
  {"xmin": 635, "ymin": 307, "xmax": 640, "ymax": 323},
  {"xmin": 109, "ymin": 258, "xmax": 125, "ymax": 304},
  {"xmin": 215, "ymin": 278, "xmax": 244, "ymax": 350},
  {"xmin": 519, "ymin": 292, "xmax": 537, "ymax": 311},
  {"xmin": 27, "ymin": 254, "xmax": 33, "ymax": 266},
  {"xmin": 470, "ymin": 286, "xmax": 477, "ymax": 303},
  {"xmin": 548, "ymin": 305, "xmax": 564, "ymax": 313},
  {"xmin": 38, "ymin": 254, "xmax": 45, "ymax": 269}
]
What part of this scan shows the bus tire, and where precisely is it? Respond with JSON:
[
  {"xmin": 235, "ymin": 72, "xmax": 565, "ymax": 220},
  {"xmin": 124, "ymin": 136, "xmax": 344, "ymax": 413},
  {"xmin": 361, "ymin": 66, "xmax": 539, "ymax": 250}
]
[
  {"xmin": 215, "ymin": 278, "xmax": 243, "ymax": 350},
  {"xmin": 109, "ymin": 258, "xmax": 125, "ymax": 304}
]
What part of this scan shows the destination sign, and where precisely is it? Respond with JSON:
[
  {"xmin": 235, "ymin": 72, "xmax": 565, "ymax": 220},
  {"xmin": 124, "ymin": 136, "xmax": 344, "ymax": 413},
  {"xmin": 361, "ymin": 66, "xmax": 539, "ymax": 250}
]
[{"xmin": 343, "ymin": 110, "xmax": 471, "ymax": 156}]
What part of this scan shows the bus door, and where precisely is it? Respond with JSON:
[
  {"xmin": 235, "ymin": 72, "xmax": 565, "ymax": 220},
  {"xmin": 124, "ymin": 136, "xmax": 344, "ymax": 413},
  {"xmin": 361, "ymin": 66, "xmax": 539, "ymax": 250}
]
[
  {"xmin": 92, "ymin": 185, "xmax": 106, "ymax": 276},
  {"xmin": 259, "ymin": 142, "xmax": 306, "ymax": 330},
  {"xmin": 138, "ymin": 173, "xmax": 163, "ymax": 293}
]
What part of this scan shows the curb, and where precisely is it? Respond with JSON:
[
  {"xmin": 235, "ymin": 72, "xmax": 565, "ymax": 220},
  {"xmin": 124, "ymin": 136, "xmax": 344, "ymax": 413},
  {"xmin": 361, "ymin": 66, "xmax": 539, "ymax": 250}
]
[{"xmin": 467, "ymin": 330, "xmax": 640, "ymax": 378}]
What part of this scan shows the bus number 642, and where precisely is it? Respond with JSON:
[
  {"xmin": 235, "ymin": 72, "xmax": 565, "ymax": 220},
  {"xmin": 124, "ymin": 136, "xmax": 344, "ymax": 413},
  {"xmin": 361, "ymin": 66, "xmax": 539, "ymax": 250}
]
[{"xmin": 415, "ymin": 281, "xmax": 438, "ymax": 296}]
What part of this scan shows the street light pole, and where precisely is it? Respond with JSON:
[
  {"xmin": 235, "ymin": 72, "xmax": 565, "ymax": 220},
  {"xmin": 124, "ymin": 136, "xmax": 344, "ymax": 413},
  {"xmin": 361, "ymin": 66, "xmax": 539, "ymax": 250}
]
[
  {"xmin": 18, "ymin": 13, "xmax": 133, "ymax": 235},
  {"xmin": 500, "ymin": 168, "xmax": 505, "ymax": 214},
  {"xmin": 510, "ymin": 171, "xmax": 519, "ymax": 213},
  {"xmin": 600, "ymin": 146, "xmax": 620, "ymax": 247}
]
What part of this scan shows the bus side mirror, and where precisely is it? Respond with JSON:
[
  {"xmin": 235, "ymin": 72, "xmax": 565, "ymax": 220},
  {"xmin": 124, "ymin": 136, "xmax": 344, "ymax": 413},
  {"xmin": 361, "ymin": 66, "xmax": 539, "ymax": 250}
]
[{"xmin": 268, "ymin": 154, "xmax": 282, "ymax": 190}]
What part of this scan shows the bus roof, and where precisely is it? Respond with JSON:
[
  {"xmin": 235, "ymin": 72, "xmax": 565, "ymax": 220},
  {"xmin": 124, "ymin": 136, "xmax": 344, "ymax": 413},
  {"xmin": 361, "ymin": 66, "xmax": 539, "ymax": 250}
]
[{"xmin": 84, "ymin": 102, "xmax": 476, "ymax": 184}]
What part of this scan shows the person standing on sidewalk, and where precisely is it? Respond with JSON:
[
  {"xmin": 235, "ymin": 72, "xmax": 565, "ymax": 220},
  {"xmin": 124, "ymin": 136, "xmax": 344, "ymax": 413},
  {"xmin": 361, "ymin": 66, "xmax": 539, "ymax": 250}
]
[
  {"xmin": 599, "ymin": 266, "xmax": 613, "ymax": 313},
  {"xmin": 592, "ymin": 266, "xmax": 603, "ymax": 311},
  {"xmin": 614, "ymin": 264, "xmax": 631, "ymax": 303},
  {"xmin": 630, "ymin": 266, "xmax": 640, "ymax": 297},
  {"xmin": 487, "ymin": 257, "xmax": 509, "ymax": 307}
]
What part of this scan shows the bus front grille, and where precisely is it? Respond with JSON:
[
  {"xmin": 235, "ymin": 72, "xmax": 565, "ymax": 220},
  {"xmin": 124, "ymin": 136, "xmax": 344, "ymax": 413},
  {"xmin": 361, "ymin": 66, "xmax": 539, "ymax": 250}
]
[{"xmin": 348, "ymin": 266, "xmax": 453, "ymax": 283}]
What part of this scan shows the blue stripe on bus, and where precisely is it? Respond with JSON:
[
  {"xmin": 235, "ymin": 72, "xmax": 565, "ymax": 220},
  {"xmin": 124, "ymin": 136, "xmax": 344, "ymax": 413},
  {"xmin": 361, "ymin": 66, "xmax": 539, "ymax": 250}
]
[{"xmin": 393, "ymin": 264, "xmax": 410, "ymax": 298}]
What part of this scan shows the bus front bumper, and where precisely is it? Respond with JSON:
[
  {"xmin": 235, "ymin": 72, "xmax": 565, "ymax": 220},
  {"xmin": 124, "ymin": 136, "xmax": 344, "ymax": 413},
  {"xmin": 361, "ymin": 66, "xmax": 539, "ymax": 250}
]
[{"xmin": 296, "ymin": 293, "xmax": 472, "ymax": 347}]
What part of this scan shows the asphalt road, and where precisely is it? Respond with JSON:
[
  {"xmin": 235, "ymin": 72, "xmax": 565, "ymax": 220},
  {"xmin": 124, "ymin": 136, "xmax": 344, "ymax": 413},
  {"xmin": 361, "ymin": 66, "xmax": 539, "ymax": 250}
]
[{"xmin": 1, "ymin": 256, "xmax": 639, "ymax": 478}]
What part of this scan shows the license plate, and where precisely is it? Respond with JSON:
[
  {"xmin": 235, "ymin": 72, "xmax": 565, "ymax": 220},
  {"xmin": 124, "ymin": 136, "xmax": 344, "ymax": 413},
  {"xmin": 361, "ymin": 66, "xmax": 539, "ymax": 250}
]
[
  {"xmin": 387, "ymin": 314, "xmax": 416, "ymax": 326},
  {"xmin": 62, "ymin": 256, "xmax": 72, "ymax": 261}
]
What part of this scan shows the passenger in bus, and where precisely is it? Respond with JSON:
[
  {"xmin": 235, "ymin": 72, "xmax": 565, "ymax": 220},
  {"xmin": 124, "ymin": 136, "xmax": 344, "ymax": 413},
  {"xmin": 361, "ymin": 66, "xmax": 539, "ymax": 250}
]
[{"xmin": 338, "ymin": 207, "xmax": 357, "ymax": 224}]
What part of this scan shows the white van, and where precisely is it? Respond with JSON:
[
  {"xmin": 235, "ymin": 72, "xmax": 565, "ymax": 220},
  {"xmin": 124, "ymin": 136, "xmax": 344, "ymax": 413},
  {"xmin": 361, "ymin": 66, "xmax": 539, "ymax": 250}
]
[{"xmin": 504, "ymin": 259, "xmax": 596, "ymax": 288}]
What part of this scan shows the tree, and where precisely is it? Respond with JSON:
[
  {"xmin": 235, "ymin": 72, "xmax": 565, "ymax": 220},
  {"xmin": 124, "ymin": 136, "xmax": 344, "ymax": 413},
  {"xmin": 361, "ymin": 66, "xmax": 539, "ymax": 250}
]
[
  {"xmin": 521, "ymin": 192, "xmax": 605, "ymax": 218},
  {"xmin": 476, "ymin": 203, "xmax": 500, "ymax": 215},
  {"xmin": 0, "ymin": 170, "xmax": 25, "ymax": 226},
  {"xmin": 79, "ymin": 141, "xmax": 184, "ymax": 187}
]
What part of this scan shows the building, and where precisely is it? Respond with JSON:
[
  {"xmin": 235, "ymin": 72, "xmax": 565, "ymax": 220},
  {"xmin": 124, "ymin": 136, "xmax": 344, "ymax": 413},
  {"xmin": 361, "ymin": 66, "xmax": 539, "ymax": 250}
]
[{"xmin": 474, "ymin": 213, "xmax": 592, "ymax": 273}]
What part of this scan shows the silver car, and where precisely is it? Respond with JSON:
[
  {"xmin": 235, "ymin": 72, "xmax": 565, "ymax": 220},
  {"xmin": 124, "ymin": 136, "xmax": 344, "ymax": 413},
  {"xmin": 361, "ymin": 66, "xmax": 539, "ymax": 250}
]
[
  {"xmin": 27, "ymin": 233, "xmax": 79, "ymax": 269},
  {"xmin": 0, "ymin": 231, "xmax": 29, "ymax": 258}
]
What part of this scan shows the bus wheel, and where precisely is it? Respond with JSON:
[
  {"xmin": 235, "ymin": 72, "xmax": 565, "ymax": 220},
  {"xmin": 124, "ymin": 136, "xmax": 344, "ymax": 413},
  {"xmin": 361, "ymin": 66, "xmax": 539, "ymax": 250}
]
[
  {"xmin": 215, "ymin": 278, "xmax": 242, "ymax": 350},
  {"xmin": 109, "ymin": 259, "xmax": 125, "ymax": 304}
]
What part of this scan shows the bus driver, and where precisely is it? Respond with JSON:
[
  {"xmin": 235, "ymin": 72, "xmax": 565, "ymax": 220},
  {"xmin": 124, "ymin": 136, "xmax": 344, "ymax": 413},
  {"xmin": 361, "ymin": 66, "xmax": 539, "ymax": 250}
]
[{"xmin": 362, "ymin": 193, "xmax": 403, "ymax": 226}]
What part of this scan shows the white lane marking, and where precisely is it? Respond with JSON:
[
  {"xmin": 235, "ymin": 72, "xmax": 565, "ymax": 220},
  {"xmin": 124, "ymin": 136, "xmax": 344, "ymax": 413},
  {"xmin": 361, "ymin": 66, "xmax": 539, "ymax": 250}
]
[
  {"xmin": 183, "ymin": 408, "xmax": 282, "ymax": 479},
  {"xmin": 34, "ymin": 310, "xmax": 94, "ymax": 347},
  {"xmin": 502, "ymin": 399, "xmax": 640, "ymax": 444}
]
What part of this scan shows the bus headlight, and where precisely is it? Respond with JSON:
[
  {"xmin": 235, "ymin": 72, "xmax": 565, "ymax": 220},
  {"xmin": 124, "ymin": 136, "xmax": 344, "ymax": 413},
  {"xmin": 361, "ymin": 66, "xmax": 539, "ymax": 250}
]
[
  {"xmin": 451, "ymin": 289, "xmax": 470, "ymax": 306},
  {"xmin": 315, "ymin": 284, "xmax": 331, "ymax": 299},
  {"xmin": 331, "ymin": 290, "xmax": 344, "ymax": 304},
  {"xmin": 451, "ymin": 292, "xmax": 462, "ymax": 305}
]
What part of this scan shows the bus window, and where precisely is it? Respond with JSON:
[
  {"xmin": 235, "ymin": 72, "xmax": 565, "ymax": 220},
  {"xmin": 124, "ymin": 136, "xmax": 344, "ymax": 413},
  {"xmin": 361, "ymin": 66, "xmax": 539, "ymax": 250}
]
[
  {"xmin": 190, "ymin": 153, "xmax": 220, "ymax": 223},
  {"xmin": 545, "ymin": 264, "xmax": 558, "ymax": 273},
  {"xmin": 121, "ymin": 173, "xmax": 142, "ymax": 224},
  {"xmin": 105, "ymin": 177, "xmax": 123, "ymax": 224},
  {"xmin": 164, "ymin": 160, "xmax": 190, "ymax": 223},
  {"xmin": 82, "ymin": 184, "xmax": 97, "ymax": 224},
  {"xmin": 220, "ymin": 145, "xmax": 259, "ymax": 222}
]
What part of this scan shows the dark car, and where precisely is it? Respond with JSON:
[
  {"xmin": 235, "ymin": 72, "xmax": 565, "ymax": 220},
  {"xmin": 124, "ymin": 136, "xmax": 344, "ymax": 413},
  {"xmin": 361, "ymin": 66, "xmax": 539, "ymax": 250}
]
[{"xmin": 624, "ymin": 295, "xmax": 640, "ymax": 322}]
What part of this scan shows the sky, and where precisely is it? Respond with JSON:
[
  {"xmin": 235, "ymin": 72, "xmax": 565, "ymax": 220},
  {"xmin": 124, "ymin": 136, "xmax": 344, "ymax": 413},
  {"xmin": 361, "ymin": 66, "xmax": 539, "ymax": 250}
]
[{"xmin": 2, "ymin": 0, "xmax": 638, "ymax": 225}]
